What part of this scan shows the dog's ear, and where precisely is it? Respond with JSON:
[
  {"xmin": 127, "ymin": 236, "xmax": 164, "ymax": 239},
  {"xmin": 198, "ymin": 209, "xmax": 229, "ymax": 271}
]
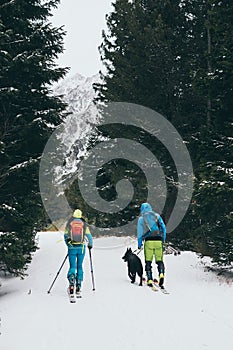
[{"xmin": 129, "ymin": 247, "xmax": 132, "ymax": 252}]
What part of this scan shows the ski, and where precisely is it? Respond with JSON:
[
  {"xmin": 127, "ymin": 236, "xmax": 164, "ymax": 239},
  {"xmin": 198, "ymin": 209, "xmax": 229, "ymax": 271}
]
[
  {"xmin": 70, "ymin": 296, "xmax": 76, "ymax": 303},
  {"xmin": 76, "ymin": 291, "xmax": 82, "ymax": 298},
  {"xmin": 142, "ymin": 277, "xmax": 169, "ymax": 294},
  {"xmin": 153, "ymin": 279, "xmax": 169, "ymax": 294},
  {"xmin": 67, "ymin": 287, "xmax": 76, "ymax": 303},
  {"xmin": 149, "ymin": 284, "xmax": 159, "ymax": 292},
  {"xmin": 76, "ymin": 285, "xmax": 82, "ymax": 298},
  {"xmin": 142, "ymin": 277, "xmax": 158, "ymax": 292}
]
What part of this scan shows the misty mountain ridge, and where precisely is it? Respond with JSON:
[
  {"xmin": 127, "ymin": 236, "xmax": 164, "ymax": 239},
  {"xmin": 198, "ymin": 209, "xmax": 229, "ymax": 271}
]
[
  {"xmin": 51, "ymin": 72, "xmax": 102, "ymax": 186},
  {"xmin": 54, "ymin": 72, "xmax": 100, "ymax": 114}
]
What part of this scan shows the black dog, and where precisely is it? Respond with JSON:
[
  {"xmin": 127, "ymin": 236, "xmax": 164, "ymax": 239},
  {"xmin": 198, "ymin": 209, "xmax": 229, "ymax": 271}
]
[{"xmin": 122, "ymin": 248, "xmax": 143, "ymax": 286}]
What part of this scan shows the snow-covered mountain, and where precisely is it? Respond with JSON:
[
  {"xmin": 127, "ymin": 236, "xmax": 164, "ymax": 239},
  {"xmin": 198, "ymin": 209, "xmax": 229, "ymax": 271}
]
[
  {"xmin": 39, "ymin": 73, "xmax": 103, "ymax": 227},
  {"xmin": 54, "ymin": 72, "xmax": 100, "ymax": 114},
  {"xmin": 51, "ymin": 73, "xmax": 102, "ymax": 185},
  {"xmin": 1, "ymin": 232, "xmax": 233, "ymax": 350}
]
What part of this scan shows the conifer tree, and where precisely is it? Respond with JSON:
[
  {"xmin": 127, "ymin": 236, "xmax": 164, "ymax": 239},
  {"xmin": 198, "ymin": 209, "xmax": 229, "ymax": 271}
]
[
  {"xmin": 95, "ymin": 0, "xmax": 233, "ymax": 264},
  {"xmin": 0, "ymin": 0, "xmax": 68, "ymax": 275},
  {"xmin": 94, "ymin": 0, "xmax": 198, "ymax": 232},
  {"xmin": 188, "ymin": 0, "xmax": 233, "ymax": 264},
  {"xmin": 97, "ymin": 0, "xmax": 194, "ymax": 124}
]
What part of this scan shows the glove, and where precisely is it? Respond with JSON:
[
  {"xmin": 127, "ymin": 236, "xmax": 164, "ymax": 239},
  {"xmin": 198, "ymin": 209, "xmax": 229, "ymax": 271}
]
[
  {"xmin": 138, "ymin": 245, "xmax": 143, "ymax": 250},
  {"xmin": 88, "ymin": 245, "xmax": 92, "ymax": 250}
]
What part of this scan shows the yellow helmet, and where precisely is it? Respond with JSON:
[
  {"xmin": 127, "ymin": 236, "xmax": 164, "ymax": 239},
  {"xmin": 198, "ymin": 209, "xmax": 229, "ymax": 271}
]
[{"xmin": 73, "ymin": 209, "xmax": 82, "ymax": 218}]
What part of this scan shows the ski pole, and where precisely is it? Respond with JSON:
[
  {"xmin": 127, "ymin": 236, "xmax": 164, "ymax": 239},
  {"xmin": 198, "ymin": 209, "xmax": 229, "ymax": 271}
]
[
  {"xmin": 133, "ymin": 247, "xmax": 143, "ymax": 255},
  {"xmin": 47, "ymin": 254, "xmax": 68, "ymax": 294},
  {"xmin": 136, "ymin": 247, "xmax": 143, "ymax": 255},
  {"xmin": 88, "ymin": 248, "xmax": 95, "ymax": 291}
]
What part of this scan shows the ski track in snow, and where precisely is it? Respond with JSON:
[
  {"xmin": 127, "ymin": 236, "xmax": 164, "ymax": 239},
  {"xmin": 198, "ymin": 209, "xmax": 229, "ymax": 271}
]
[{"xmin": 0, "ymin": 232, "xmax": 232, "ymax": 350}]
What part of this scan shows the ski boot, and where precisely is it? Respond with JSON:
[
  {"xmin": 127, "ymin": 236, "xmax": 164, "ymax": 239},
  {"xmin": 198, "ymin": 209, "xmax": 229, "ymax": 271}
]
[
  {"xmin": 68, "ymin": 275, "xmax": 76, "ymax": 302},
  {"xmin": 76, "ymin": 280, "xmax": 82, "ymax": 298},
  {"xmin": 159, "ymin": 273, "xmax": 164, "ymax": 288},
  {"xmin": 69, "ymin": 284, "xmax": 75, "ymax": 295},
  {"xmin": 147, "ymin": 280, "xmax": 153, "ymax": 287},
  {"xmin": 146, "ymin": 270, "xmax": 153, "ymax": 287}
]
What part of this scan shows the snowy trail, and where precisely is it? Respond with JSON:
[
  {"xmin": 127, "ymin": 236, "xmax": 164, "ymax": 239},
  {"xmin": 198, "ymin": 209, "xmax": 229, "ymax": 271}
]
[{"xmin": 0, "ymin": 232, "xmax": 232, "ymax": 350}]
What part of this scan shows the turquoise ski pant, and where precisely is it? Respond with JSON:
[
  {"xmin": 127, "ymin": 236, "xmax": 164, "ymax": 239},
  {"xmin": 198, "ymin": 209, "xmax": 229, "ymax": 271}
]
[{"xmin": 67, "ymin": 245, "xmax": 86, "ymax": 285}]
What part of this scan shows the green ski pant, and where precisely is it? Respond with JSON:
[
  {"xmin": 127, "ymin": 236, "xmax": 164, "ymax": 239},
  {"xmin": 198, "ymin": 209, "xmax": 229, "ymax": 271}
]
[{"xmin": 144, "ymin": 240, "xmax": 163, "ymax": 262}]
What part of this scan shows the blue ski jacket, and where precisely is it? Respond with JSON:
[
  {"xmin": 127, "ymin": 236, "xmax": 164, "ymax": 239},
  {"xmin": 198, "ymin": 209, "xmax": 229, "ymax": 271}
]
[{"xmin": 137, "ymin": 203, "xmax": 166, "ymax": 248}]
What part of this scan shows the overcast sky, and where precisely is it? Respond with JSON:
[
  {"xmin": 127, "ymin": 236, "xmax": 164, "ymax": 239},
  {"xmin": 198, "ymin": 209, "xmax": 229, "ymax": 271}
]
[{"xmin": 51, "ymin": 0, "xmax": 113, "ymax": 78}]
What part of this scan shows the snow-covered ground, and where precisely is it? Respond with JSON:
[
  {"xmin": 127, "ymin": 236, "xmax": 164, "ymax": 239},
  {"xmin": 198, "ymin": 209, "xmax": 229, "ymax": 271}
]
[{"xmin": 0, "ymin": 232, "xmax": 232, "ymax": 350}]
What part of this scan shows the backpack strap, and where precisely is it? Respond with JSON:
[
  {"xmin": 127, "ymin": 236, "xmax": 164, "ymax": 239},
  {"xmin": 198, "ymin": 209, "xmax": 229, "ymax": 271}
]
[
  {"xmin": 143, "ymin": 212, "xmax": 159, "ymax": 231},
  {"xmin": 81, "ymin": 217, "xmax": 87, "ymax": 236},
  {"xmin": 142, "ymin": 212, "xmax": 161, "ymax": 238}
]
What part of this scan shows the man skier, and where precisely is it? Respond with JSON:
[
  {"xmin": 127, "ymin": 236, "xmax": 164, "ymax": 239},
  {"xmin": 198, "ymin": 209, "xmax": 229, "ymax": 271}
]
[{"xmin": 137, "ymin": 202, "xmax": 166, "ymax": 288}]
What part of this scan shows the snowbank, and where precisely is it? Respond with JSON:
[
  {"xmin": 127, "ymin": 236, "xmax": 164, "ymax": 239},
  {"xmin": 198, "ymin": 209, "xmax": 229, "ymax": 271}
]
[{"xmin": 0, "ymin": 232, "xmax": 232, "ymax": 350}]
